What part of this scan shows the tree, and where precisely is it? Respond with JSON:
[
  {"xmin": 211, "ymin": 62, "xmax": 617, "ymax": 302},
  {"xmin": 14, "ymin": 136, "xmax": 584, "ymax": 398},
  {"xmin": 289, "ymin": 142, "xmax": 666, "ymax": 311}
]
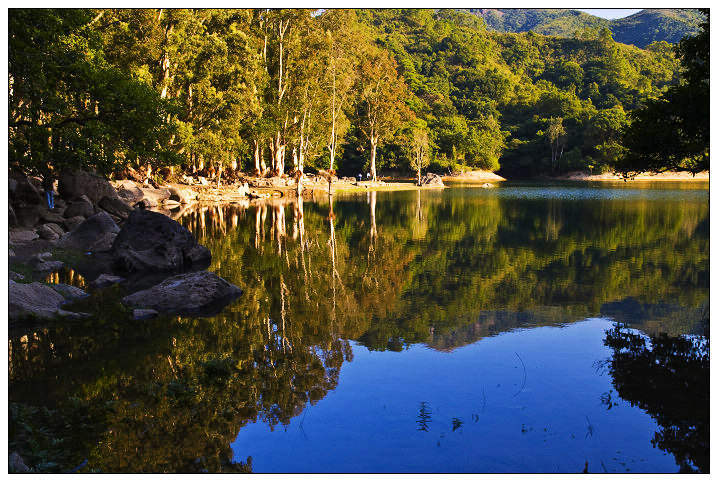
[
  {"xmin": 355, "ymin": 48, "xmax": 412, "ymax": 181},
  {"xmin": 546, "ymin": 117, "xmax": 566, "ymax": 172},
  {"xmin": 319, "ymin": 10, "xmax": 364, "ymax": 172},
  {"xmin": 410, "ymin": 128, "xmax": 429, "ymax": 184},
  {"xmin": 616, "ymin": 9, "xmax": 709, "ymax": 177},
  {"xmin": 8, "ymin": 9, "xmax": 172, "ymax": 176}
]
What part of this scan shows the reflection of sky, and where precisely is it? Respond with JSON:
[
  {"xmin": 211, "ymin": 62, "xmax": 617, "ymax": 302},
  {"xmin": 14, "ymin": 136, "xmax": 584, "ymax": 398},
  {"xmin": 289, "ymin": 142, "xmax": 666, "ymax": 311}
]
[
  {"xmin": 577, "ymin": 9, "xmax": 642, "ymax": 19},
  {"xmin": 232, "ymin": 318, "xmax": 678, "ymax": 473}
]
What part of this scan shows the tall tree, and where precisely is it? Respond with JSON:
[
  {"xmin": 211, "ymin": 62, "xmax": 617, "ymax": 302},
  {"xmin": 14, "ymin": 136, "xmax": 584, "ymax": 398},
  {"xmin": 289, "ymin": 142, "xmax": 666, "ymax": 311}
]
[
  {"xmin": 410, "ymin": 127, "xmax": 430, "ymax": 184},
  {"xmin": 355, "ymin": 48, "xmax": 412, "ymax": 180}
]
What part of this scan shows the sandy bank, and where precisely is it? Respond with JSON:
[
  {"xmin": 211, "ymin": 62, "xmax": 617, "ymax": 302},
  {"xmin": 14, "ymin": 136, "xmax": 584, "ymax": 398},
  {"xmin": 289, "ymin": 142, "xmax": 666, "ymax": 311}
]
[
  {"xmin": 442, "ymin": 170, "xmax": 507, "ymax": 182},
  {"xmin": 553, "ymin": 170, "xmax": 709, "ymax": 181}
]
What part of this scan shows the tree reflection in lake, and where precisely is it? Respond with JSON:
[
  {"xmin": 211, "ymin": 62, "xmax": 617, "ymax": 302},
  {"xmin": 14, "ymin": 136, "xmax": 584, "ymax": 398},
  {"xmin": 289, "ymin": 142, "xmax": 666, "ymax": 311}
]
[
  {"xmin": 603, "ymin": 321, "xmax": 709, "ymax": 473},
  {"xmin": 8, "ymin": 185, "xmax": 709, "ymax": 473}
]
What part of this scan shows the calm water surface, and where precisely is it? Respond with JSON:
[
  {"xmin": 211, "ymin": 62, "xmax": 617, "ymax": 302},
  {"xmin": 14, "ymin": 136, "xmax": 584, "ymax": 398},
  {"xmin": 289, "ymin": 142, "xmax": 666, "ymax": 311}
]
[{"xmin": 8, "ymin": 182, "xmax": 709, "ymax": 473}]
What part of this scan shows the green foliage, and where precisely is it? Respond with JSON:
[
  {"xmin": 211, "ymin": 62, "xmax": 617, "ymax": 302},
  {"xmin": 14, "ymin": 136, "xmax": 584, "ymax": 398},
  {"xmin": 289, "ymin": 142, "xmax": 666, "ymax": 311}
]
[
  {"xmin": 8, "ymin": 8, "xmax": 693, "ymax": 178},
  {"xmin": 8, "ymin": 9, "xmax": 174, "ymax": 176},
  {"xmin": 617, "ymin": 9, "xmax": 709, "ymax": 176}
]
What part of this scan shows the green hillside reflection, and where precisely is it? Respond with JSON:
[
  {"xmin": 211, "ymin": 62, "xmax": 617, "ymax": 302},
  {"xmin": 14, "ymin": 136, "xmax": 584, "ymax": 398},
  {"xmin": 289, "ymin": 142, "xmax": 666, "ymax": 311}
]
[{"xmin": 8, "ymin": 186, "xmax": 708, "ymax": 472}]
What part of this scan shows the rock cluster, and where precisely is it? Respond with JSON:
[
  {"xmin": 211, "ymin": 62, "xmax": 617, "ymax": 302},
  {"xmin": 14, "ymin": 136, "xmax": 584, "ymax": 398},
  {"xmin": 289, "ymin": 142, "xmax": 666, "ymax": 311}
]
[
  {"xmin": 420, "ymin": 172, "xmax": 445, "ymax": 187},
  {"xmin": 9, "ymin": 169, "xmax": 241, "ymax": 322}
]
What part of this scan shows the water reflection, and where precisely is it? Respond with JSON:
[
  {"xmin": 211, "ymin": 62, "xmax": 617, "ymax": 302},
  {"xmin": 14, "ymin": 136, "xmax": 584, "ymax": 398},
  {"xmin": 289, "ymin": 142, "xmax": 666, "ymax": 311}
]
[
  {"xmin": 603, "ymin": 322, "xmax": 709, "ymax": 473},
  {"xmin": 8, "ymin": 185, "xmax": 709, "ymax": 473}
]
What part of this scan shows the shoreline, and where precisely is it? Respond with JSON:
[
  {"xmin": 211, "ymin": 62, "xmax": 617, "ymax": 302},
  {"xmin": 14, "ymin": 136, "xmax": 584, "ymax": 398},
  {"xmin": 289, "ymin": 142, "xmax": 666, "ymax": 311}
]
[
  {"xmin": 174, "ymin": 169, "xmax": 708, "ymax": 202},
  {"xmin": 549, "ymin": 170, "xmax": 709, "ymax": 182}
]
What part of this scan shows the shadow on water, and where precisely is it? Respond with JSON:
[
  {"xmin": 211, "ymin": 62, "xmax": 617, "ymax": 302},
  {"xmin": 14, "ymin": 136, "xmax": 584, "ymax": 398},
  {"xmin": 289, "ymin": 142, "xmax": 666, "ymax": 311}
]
[{"xmin": 602, "ymin": 317, "xmax": 709, "ymax": 473}]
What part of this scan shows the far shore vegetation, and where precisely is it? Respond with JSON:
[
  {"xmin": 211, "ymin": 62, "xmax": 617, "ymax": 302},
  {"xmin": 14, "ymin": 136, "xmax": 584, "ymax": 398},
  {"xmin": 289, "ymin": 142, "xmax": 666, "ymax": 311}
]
[{"xmin": 8, "ymin": 9, "xmax": 708, "ymax": 185}]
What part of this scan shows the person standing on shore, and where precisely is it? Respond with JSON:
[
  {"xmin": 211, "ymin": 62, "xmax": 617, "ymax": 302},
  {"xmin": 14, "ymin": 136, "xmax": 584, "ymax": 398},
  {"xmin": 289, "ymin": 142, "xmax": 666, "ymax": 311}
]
[{"xmin": 42, "ymin": 170, "xmax": 55, "ymax": 210}]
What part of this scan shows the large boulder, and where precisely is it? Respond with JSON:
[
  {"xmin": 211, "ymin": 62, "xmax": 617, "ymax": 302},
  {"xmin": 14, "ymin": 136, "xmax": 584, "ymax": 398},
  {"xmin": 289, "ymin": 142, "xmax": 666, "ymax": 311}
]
[
  {"xmin": 36, "ymin": 224, "xmax": 61, "ymax": 241},
  {"xmin": 9, "ymin": 281, "xmax": 79, "ymax": 321},
  {"xmin": 98, "ymin": 196, "xmax": 134, "ymax": 220},
  {"xmin": 63, "ymin": 198, "xmax": 95, "ymax": 219},
  {"xmin": 58, "ymin": 211, "xmax": 120, "ymax": 253},
  {"xmin": 167, "ymin": 186, "xmax": 194, "ymax": 204},
  {"xmin": 63, "ymin": 216, "xmax": 86, "ymax": 232},
  {"xmin": 58, "ymin": 170, "xmax": 119, "ymax": 205},
  {"xmin": 141, "ymin": 187, "xmax": 171, "ymax": 203},
  {"xmin": 40, "ymin": 210, "xmax": 66, "ymax": 224},
  {"xmin": 9, "ymin": 229, "xmax": 39, "ymax": 245},
  {"xmin": 116, "ymin": 180, "xmax": 145, "ymax": 204},
  {"xmin": 13, "ymin": 204, "xmax": 46, "ymax": 227},
  {"xmin": 120, "ymin": 271, "xmax": 242, "ymax": 315},
  {"xmin": 110, "ymin": 209, "xmax": 211, "ymax": 273},
  {"xmin": 420, "ymin": 172, "xmax": 445, "ymax": 187},
  {"xmin": 11, "ymin": 176, "xmax": 44, "ymax": 205}
]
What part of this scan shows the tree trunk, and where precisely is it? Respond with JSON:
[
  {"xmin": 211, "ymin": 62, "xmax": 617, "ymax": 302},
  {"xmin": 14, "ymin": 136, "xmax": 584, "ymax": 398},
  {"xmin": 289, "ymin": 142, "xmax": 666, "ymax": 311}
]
[
  {"xmin": 272, "ymin": 132, "xmax": 285, "ymax": 176},
  {"xmin": 370, "ymin": 135, "xmax": 378, "ymax": 182}
]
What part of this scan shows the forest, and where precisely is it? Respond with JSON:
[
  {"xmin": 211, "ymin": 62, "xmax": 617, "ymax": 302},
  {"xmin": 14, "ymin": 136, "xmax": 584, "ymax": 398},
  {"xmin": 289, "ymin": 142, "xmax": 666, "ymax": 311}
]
[{"xmin": 8, "ymin": 8, "xmax": 709, "ymax": 181}]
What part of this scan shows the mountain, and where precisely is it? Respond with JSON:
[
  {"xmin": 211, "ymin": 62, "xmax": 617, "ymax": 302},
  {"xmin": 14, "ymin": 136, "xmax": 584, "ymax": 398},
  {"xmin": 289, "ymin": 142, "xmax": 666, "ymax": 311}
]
[{"xmin": 469, "ymin": 8, "xmax": 703, "ymax": 48}]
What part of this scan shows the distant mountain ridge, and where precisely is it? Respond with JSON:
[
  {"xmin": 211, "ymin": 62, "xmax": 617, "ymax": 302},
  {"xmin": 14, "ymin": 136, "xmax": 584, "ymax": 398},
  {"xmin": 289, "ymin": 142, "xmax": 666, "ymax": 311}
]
[{"xmin": 468, "ymin": 8, "xmax": 704, "ymax": 48}]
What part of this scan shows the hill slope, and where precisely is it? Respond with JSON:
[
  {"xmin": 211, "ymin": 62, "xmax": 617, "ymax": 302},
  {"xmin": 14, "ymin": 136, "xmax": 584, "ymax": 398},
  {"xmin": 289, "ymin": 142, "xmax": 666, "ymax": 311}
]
[{"xmin": 469, "ymin": 8, "xmax": 703, "ymax": 48}]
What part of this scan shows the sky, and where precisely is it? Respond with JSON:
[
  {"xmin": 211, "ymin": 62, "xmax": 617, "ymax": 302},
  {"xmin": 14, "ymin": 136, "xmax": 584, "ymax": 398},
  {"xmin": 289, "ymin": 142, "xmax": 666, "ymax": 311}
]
[{"xmin": 577, "ymin": 9, "xmax": 642, "ymax": 19}]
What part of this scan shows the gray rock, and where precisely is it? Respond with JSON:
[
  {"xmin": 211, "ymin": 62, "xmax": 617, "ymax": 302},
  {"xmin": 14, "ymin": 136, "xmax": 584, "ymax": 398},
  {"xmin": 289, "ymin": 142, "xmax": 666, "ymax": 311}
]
[
  {"xmin": 198, "ymin": 176, "xmax": 209, "ymax": 186},
  {"xmin": 51, "ymin": 283, "xmax": 89, "ymax": 301},
  {"xmin": 41, "ymin": 211, "xmax": 66, "ymax": 224},
  {"xmin": 63, "ymin": 215, "xmax": 86, "ymax": 232},
  {"xmin": 139, "ymin": 187, "xmax": 171, "ymax": 205},
  {"xmin": 134, "ymin": 196, "xmax": 158, "ymax": 209},
  {"xmin": 120, "ymin": 271, "xmax": 242, "ymax": 314},
  {"xmin": 98, "ymin": 196, "xmax": 134, "ymax": 220},
  {"xmin": 116, "ymin": 181, "xmax": 145, "ymax": 204},
  {"xmin": 54, "ymin": 198, "xmax": 67, "ymax": 209},
  {"xmin": 9, "ymin": 205, "xmax": 18, "ymax": 227},
  {"xmin": 30, "ymin": 259, "xmax": 65, "ymax": 274},
  {"xmin": 90, "ymin": 273, "xmax": 125, "ymax": 289},
  {"xmin": 13, "ymin": 178, "xmax": 43, "ymax": 205},
  {"xmin": 64, "ymin": 199, "xmax": 95, "ymax": 219},
  {"xmin": 58, "ymin": 211, "xmax": 120, "ymax": 253},
  {"xmin": 14, "ymin": 204, "xmax": 45, "ymax": 227},
  {"xmin": 133, "ymin": 308, "xmax": 159, "ymax": 320},
  {"xmin": 58, "ymin": 170, "xmax": 119, "ymax": 205},
  {"xmin": 36, "ymin": 224, "xmax": 60, "ymax": 241},
  {"xmin": 9, "ymin": 452, "xmax": 30, "ymax": 473},
  {"xmin": 111, "ymin": 209, "xmax": 211, "ymax": 273},
  {"xmin": 9, "ymin": 229, "xmax": 39, "ymax": 245},
  {"xmin": 9, "ymin": 178, "xmax": 18, "ymax": 194},
  {"xmin": 9, "ymin": 281, "xmax": 78, "ymax": 321},
  {"xmin": 9, "ymin": 271, "xmax": 24, "ymax": 281},
  {"xmin": 44, "ymin": 223, "xmax": 65, "ymax": 237},
  {"xmin": 167, "ymin": 186, "xmax": 193, "ymax": 204},
  {"xmin": 420, "ymin": 172, "xmax": 445, "ymax": 187}
]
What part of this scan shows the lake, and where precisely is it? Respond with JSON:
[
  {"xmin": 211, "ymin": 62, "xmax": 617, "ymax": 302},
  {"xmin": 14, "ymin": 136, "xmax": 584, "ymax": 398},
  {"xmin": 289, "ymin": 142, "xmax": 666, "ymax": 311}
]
[{"xmin": 8, "ymin": 181, "xmax": 709, "ymax": 473}]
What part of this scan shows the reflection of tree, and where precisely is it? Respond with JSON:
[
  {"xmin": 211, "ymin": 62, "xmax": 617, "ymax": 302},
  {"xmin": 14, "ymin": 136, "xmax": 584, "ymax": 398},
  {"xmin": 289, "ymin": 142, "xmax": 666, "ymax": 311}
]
[
  {"xmin": 603, "ymin": 323, "xmax": 709, "ymax": 473},
  {"xmin": 9, "ymin": 192, "xmax": 709, "ymax": 471}
]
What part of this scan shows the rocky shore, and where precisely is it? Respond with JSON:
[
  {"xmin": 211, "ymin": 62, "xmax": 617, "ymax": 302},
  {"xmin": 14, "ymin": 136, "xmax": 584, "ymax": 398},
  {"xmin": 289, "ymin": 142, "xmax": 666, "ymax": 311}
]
[{"xmin": 8, "ymin": 170, "xmax": 244, "ymax": 324}]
